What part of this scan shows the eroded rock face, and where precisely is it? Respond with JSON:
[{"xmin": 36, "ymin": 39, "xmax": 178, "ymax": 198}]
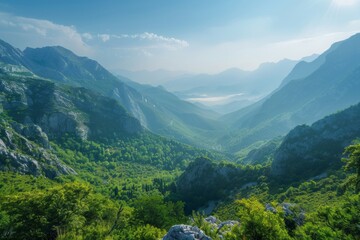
[
  {"xmin": 0, "ymin": 128, "xmax": 76, "ymax": 178},
  {"xmin": 11, "ymin": 122, "xmax": 50, "ymax": 149},
  {"xmin": 39, "ymin": 112, "xmax": 88, "ymax": 139},
  {"xmin": 163, "ymin": 225, "xmax": 212, "ymax": 240},
  {"xmin": 0, "ymin": 77, "xmax": 143, "ymax": 142}
]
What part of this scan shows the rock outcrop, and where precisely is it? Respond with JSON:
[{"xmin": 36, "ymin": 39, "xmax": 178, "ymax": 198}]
[
  {"xmin": 0, "ymin": 76, "xmax": 143, "ymax": 141},
  {"xmin": 162, "ymin": 216, "xmax": 239, "ymax": 240},
  {"xmin": 204, "ymin": 216, "xmax": 239, "ymax": 235},
  {"xmin": 162, "ymin": 225, "xmax": 212, "ymax": 240},
  {"xmin": 11, "ymin": 122, "xmax": 50, "ymax": 149},
  {"xmin": 0, "ymin": 124, "xmax": 76, "ymax": 178},
  {"xmin": 265, "ymin": 203, "xmax": 305, "ymax": 226}
]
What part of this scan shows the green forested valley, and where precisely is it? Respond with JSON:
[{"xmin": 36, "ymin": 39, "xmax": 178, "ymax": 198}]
[{"xmin": 1, "ymin": 20, "xmax": 360, "ymax": 240}]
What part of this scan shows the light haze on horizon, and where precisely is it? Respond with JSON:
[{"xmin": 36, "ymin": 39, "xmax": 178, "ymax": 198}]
[{"xmin": 0, "ymin": 0, "xmax": 360, "ymax": 75}]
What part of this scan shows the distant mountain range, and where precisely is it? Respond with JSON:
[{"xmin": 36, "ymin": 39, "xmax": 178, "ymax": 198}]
[
  {"xmin": 117, "ymin": 55, "xmax": 318, "ymax": 114},
  {"xmin": 164, "ymin": 59, "xmax": 299, "ymax": 93},
  {"xmin": 0, "ymin": 40, "xmax": 223, "ymax": 148},
  {"xmin": 116, "ymin": 69, "xmax": 190, "ymax": 86},
  {"xmin": 163, "ymin": 57, "xmax": 318, "ymax": 114},
  {"xmin": 221, "ymin": 33, "xmax": 360, "ymax": 152}
]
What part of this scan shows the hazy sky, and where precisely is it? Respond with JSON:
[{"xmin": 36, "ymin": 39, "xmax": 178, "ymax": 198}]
[{"xmin": 0, "ymin": 0, "xmax": 360, "ymax": 73}]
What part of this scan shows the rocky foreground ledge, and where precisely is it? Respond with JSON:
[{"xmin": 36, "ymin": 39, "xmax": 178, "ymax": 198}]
[
  {"xmin": 162, "ymin": 216, "xmax": 240, "ymax": 240},
  {"xmin": 162, "ymin": 202, "xmax": 304, "ymax": 240},
  {"xmin": 162, "ymin": 224, "xmax": 212, "ymax": 240}
]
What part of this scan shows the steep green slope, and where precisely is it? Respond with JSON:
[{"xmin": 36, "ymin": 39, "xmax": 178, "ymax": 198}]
[
  {"xmin": 271, "ymin": 102, "xmax": 360, "ymax": 181},
  {"xmin": 176, "ymin": 101, "xmax": 360, "ymax": 213},
  {"xmin": 123, "ymin": 80, "xmax": 224, "ymax": 146}
]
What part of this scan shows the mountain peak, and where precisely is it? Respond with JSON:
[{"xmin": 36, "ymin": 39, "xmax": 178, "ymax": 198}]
[
  {"xmin": 23, "ymin": 45, "xmax": 89, "ymax": 65},
  {"xmin": 24, "ymin": 45, "xmax": 89, "ymax": 60},
  {"xmin": 0, "ymin": 38, "xmax": 26, "ymax": 66},
  {"xmin": 22, "ymin": 44, "xmax": 119, "ymax": 88}
]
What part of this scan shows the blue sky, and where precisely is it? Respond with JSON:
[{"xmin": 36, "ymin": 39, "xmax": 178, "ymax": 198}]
[{"xmin": 0, "ymin": 0, "xmax": 360, "ymax": 73}]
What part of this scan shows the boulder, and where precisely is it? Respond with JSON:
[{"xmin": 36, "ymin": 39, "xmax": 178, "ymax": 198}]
[
  {"xmin": 265, "ymin": 203, "xmax": 277, "ymax": 213},
  {"xmin": 265, "ymin": 202, "xmax": 305, "ymax": 226},
  {"xmin": 163, "ymin": 225, "xmax": 212, "ymax": 240},
  {"xmin": 205, "ymin": 216, "xmax": 217, "ymax": 224},
  {"xmin": 217, "ymin": 220, "xmax": 239, "ymax": 232}
]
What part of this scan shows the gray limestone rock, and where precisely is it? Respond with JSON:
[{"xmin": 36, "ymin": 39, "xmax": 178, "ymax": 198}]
[
  {"xmin": 163, "ymin": 225, "xmax": 212, "ymax": 240},
  {"xmin": 11, "ymin": 122, "xmax": 50, "ymax": 149},
  {"xmin": 0, "ymin": 125, "xmax": 76, "ymax": 178}
]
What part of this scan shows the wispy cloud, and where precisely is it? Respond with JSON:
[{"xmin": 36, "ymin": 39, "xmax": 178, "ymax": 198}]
[
  {"xmin": 98, "ymin": 32, "xmax": 189, "ymax": 49},
  {"xmin": 0, "ymin": 11, "xmax": 190, "ymax": 73},
  {"xmin": 82, "ymin": 32, "xmax": 93, "ymax": 40},
  {"xmin": 0, "ymin": 12, "xmax": 91, "ymax": 56},
  {"xmin": 98, "ymin": 34, "xmax": 110, "ymax": 42}
]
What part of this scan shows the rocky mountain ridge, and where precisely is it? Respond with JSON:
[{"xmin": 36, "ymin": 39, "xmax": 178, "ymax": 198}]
[
  {"xmin": 271, "ymin": 102, "xmax": 360, "ymax": 181},
  {"xmin": 0, "ymin": 39, "xmax": 223, "ymax": 148},
  {"xmin": 0, "ymin": 76, "xmax": 142, "ymax": 140}
]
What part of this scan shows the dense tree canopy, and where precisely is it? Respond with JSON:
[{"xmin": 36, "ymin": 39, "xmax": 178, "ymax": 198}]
[{"xmin": 343, "ymin": 143, "xmax": 360, "ymax": 193}]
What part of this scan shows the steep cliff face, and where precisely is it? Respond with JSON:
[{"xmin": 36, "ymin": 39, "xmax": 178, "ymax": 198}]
[
  {"xmin": 0, "ymin": 75, "xmax": 144, "ymax": 177},
  {"xmin": 0, "ymin": 76, "xmax": 143, "ymax": 141},
  {"xmin": 0, "ymin": 121, "xmax": 76, "ymax": 178},
  {"xmin": 271, "ymin": 103, "xmax": 360, "ymax": 181}
]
